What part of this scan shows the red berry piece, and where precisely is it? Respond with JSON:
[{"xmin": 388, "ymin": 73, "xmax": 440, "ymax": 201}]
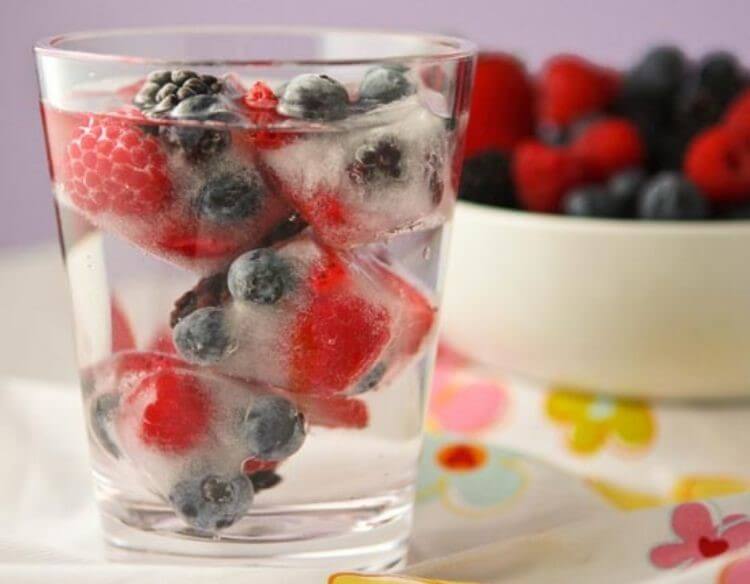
[
  {"xmin": 291, "ymin": 294, "xmax": 391, "ymax": 395},
  {"xmin": 308, "ymin": 251, "xmax": 350, "ymax": 294},
  {"xmin": 66, "ymin": 116, "xmax": 173, "ymax": 215},
  {"xmin": 571, "ymin": 118, "xmax": 645, "ymax": 181},
  {"xmin": 295, "ymin": 394, "xmax": 369, "ymax": 430},
  {"xmin": 240, "ymin": 81, "xmax": 296, "ymax": 150},
  {"xmin": 685, "ymin": 124, "xmax": 750, "ymax": 203},
  {"xmin": 242, "ymin": 458, "xmax": 278, "ymax": 475},
  {"xmin": 147, "ymin": 326, "xmax": 178, "ymax": 355},
  {"xmin": 111, "ymin": 297, "xmax": 137, "ymax": 353},
  {"xmin": 128, "ymin": 369, "xmax": 212, "ymax": 453},
  {"xmin": 538, "ymin": 55, "xmax": 618, "ymax": 127},
  {"xmin": 512, "ymin": 140, "xmax": 586, "ymax": 212},
  {"xmin": 464, "ymin": 53, "xmax": 534, "ymax": 157},
  {"xmin": 725, "ymin": 88, "xmax": 750, "ymax": 130}
]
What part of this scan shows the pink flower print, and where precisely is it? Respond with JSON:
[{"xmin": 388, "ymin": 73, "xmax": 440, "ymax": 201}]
[
  {"xmin": 720, "ymin": 553, "xmax": 750, "ymax": 584},
  {"xmin": 650, "ymin": 502, "xmax": 750, "ymax": 569}
]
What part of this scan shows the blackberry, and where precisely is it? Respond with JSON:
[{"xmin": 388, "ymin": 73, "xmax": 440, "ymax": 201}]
[
  {"xmin": 458, "ymin": 151, "xmax": 516, "ymax": 208},
  {"xmin": 170, "ymin": 272, "xmax": 230, "ymax": 328},
  {"xmin": 134, "ymin": 70, "xmax": 222, "ymax": 117},
  {"xmin": 248, "ymin": 470, "xmax": 282, "ymax": 492},
  {"xmin": 607, "ymin": 168, "xmax": 647, "ymax": 218}
]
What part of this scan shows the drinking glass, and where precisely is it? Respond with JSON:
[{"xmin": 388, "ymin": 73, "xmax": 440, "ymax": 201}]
[{"xmin": 35, "ymin": 26, "xmax": 475, "ymax": 569}]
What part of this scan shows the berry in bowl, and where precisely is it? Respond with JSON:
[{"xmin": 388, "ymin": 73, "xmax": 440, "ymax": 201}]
[{"xmin": 443, "ymin": 47, "xmax": 750, "ymax": 399}]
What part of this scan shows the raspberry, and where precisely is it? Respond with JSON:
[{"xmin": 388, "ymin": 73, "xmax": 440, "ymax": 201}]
[
  {"xmin": 571, "ymin": 118, "xmax": 645, "ymax": 180},
  {"xmin": 464, "ymin": 53, "xmax": 534, "ymax": 157},
  {"xmin": 538, "ymin": 55, "xmax": 619, "ymax": 127},
  {"xmin": 291, "ymin": 294, "xmax": 391, "ymax": 395},
  {"xmin": 147, "ymin": 326, "xmax": 177, "ymax": 355},
  {"xmin": 66, "ymin": 116, "xmax": 172, "ymax": 215},
  {"xmin": 129, "ymin": 369, "xmax": 212, "ymax": 452},
  {"xmin": 725, "ymin": 88, "xmax": 750, "ymax": 130},
  {"xmin": 295, "ymin": 395, "xmax": 369, "ymax": 429},
  {"xmin": 684, "ymin": 124, "xmax": 750, "ymax": 203},
  {"xmin": 240, "ymin": 81, "xmax": 296, "ymax": 150},
  {"xmin": 512, "ymin": 141, "xmax": 586, "ymax": 213}
]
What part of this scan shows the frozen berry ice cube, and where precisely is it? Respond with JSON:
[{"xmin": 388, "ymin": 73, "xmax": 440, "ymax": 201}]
[
  {"xmin": 259, "ymin": 95, "xmax": 455, "ymax": 248},
  {"xmin": 171, "ymin": 233, "xmax": 436, "ymax": 395},
  {"xmin": 43, "ymin": 105, "xmax": 292, "ymax": 273}
]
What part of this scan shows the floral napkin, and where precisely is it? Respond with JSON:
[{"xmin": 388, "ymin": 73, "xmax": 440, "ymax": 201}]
[{"xmin": 331, "ymin": 344, "xmax": 750, "ymax": 583}]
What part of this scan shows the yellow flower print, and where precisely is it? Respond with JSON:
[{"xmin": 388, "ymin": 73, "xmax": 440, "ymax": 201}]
[
  {"xmin": 546, "ymin": 389, "xmax": 655, "ymax": 455},
  {"xmin": 587, "ymin": 479, "xmax": 666, "ymax": 510},
  {"xmin": 673, "ymin": 475, "xmax": 750, "ymax": 501}
]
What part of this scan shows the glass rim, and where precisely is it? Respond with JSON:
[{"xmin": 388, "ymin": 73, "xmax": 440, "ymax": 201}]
[{"xmin": 34, "ymin": 25, "xmax": 477, "ymax": 67}]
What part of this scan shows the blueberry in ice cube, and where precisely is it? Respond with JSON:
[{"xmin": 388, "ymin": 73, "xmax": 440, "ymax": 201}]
[
  {"xmin": 638, "ymin": 172, "xmax": 710, "ymax": 220},
  {"xmin": 173, "ymin": 307, "xmax": 235, "ymax": 365},
  {"xmin": 358, "ymin": 65, "xmax": 415, "ymax": 106},
  {"xmin": 240, "ymin": 395, "xmax": 305, "ymax": 461},
  {"xmin": 278, "ymin": 74, "xmax": 350, "ymax": 121},
  {"xmin": 227, "ymin": 248, "xmax": 294, "ymax": 305},
  {"xmin": 90, "ymin": 393, "xmax": 121, "ymax": 458},
  {"xmin": 196, "ymin": 170, "xmax": 265, "ymax": 224},
  {"xmin": 347, "ymin": 135, "xmax": 403, "ymax": 185},
  {"xmin": 169, "ymin": 473, "xmax": 253, "ymax": 531},
  {"xmin": 352, "ymin": 362, "xmax": 387, "ymax": 394}
]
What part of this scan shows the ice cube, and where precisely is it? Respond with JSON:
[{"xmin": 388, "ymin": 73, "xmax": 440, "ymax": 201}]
[
  {"xmin": 259, "ymin": 95, "xmax": 456, "ymax": 248},
  {"xmin": 45, "ymin": 106, "xmax": 292, "ymax": 274},
  {"xmin": 171, "ymin": 232, "xmax": 436, "ymax": 395}
]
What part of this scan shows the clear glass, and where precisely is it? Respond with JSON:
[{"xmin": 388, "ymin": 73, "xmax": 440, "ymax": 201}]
[{"xmin": 34, "ymin": 27, "xmax": 475, "ymax": 569}]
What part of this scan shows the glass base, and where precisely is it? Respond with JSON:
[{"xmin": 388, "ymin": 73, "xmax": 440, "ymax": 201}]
[{"xmin": 98, "ymin": 483, "xmax": 413, "ymax": 570}]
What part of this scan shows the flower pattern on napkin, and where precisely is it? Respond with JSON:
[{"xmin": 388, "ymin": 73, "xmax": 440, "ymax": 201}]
[
  {"xmin": 546, "ymin": 389, "xmax": 655, "ymax": 455},
  {"xmin": 417, "ymin": 433, "xmax": 526, "ymax": 515},
  {"xmin": 650, "ymin": 502, "xmax": 750, "ymax": 569}
]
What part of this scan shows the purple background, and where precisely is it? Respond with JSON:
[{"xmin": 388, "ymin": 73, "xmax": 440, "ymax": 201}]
[{"xmin": 4, "ymin": 0, "xmax": 749, "ymax": 248}]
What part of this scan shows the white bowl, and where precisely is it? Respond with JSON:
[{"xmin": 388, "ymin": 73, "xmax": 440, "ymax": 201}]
[{"xmin": 442, "ymin": 201, "xmax": 750, "ymax": 399}]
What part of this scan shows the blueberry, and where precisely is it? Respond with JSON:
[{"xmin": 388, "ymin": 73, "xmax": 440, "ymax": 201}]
[
  {"xmin": 197, "ymin": 170, "xmax": 264, "ymax": 224},
  {"xmin": 173, "ymin": 307, "xmax": 235, "ymax": 365},
  {"xmin": 723, "ymin": 202, "xmax": 750, "ymax": 220},
  {"xmin": 347, "ymin": 135, "xmax": 403, "ymax": 185},
  {"xmin": 353, "ymin": 362, "xmax": 387, "ymax": 394},
  {"xmin": 261, "ymin": 213, "xmax": 308, "ymax": 247},
  {"xmin": 358, "ymin": 65, "xmax": 415, "ymax": 106},
  {"xmin": 638, "ymin": 172, "xmax": 710, "ymax": 220},
  {"xmin": 607, "ymin": 168, "xmax": 647, "ymax": 218},
  {"xmin": 90, "ymin": 393, "xmax": 120, "ymax": 458},
  {"xmin": 627, "ymin": 45, "xmax": 687, "ymax": 102},
  {"xmin": 278, "ymin": 74, "xmax": 349, "ymax": 121},
  {"xmin": 240, "ymin": 395, "xmax": 305, "ymax": 461},
  {"xmin": 563, "ymin": 186, "xmax": 622, "ymax": 218},
  {"xmin": 458, "ymin": 151, "xmax": 516, "ymax": 208},
  {"xmin": 169, "ymin": 473, "xmax": 253, "ymax": 531},
  {"xmin": 227, "ymin": 248, "xmax": 294, "ymax": 305}
]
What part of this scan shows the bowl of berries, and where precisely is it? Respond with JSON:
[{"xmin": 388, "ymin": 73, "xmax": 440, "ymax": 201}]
[{"xmin": 442, "ymin": 47, "xmax": 750, "ymax": 399}]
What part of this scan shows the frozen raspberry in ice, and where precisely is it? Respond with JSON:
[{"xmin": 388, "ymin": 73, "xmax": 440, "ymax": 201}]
[
  {"xmin": 45, "ymin": 105, "xmax": 293, "ymax": 273},
  {"xmin": 259, "ymin": 95, "xmax": 455, "ymax": 247},
  {"xmin": 170, "ymin": 233, "xmax": 436, "ymax": 395}
]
